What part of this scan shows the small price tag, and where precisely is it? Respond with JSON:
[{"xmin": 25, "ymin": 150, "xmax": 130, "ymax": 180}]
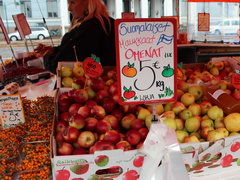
[
  {"xmin": 0, "ymin": 94, "xmax": 25, "ymax": 129},
  {"xmin": 83, "ymin": 54, "xmax": 103, "ymax": 78},
  {"xmin": 232, "ymin": 73, "xmax": 240, "ymax": 89},
  {"xmin": 198, "ymin": 13, "xmax": 210, "ymax": 32}
]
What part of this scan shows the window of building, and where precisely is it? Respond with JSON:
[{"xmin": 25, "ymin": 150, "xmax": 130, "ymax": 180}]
[
  {"xmin": 0, "ymin": 0, "xmax": 3, "ymax": 18},
  {"xmin": 20, "ymin": 0, "xmax": 32, "ymax": 18},
  {"xmin": 47, "ymin": 0, "xmax": 58, "ymax": 18}
]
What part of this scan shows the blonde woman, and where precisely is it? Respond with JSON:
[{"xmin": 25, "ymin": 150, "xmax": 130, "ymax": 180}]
[{"xmin": 43, "ymin": 0, "xmax": 116, "ymax": 73}]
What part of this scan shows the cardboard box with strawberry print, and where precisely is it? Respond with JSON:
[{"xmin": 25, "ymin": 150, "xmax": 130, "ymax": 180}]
[{"xmin": 180, "ymin": 135, "xmax": 240, "ymax": 177}]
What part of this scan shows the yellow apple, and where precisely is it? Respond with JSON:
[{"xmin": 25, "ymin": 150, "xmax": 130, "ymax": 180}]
[
  {"xmin": 224, "ymin": 113, "xmax": 240, "ymax": 132},
  {"xmin": 190, "ymin": 132, "xmax": 201, "ymax": 139},
  {"xmin": 200, "ymin": 126, "xmax": 214, "ymax": 139},
  {"xmin": 137, "ymin": 107, "xmax": 151, "ymax": 120},
  {"xmin": 188, "ymin": 103, "xmax": 201, "ymax": 116},
  {"xmin": 172, "ymin": 101, "xmax": 186, "ymax": 115},
  {"xmin": 60, "ymin": 66, "xmax": 72, "ymax": 77},
  {"xmin": 207, "ymin": 129, "xmax": 225, "ymax": 142},
  {"xmin": 183, "ymin": 135, "xmax": 200, "ymax": 143},
  {"xmin": 145, "ymin": 114, "xmax": 152, "ymax": 129},
  {"xmin": 185, "ymin": 116, "xmax": 201, "ymax": 132},
  {"xmin": 210, "ymin": 67, "xmax": 219, "ymax": 76},
  {"xmin": 147, "ymin": 103, "xmax": 164, "ymax": 115},
  {"xmin": 188, "ymin": 85, "xmax": 203, "ymax": 100},
  {"xmin": 164, "ymin": 102, "xmax": 174, "ymax": 111},
  {"xmin": 216, "ymin": 127, "xmax": 229, "ymax": 137},
  {"xmin": 163, "ymin": 118, "xmax": 177, "ymax": 130},
  {"xmin": 180, "ymin": 92, "xmax": 195, "ymax": 107},
  {"xmin": 61, "ymin": 77, "xmax": 74, "ymax": 87},
  {"xmin": 229, "ymin": 132, "xmax": 240, "ymax": 136},
  {"xmin": 207, "ymin": 106, "xmax": 224, "ymax": 120},
  {"xmin": 72, "ymin": 66, "xmax": 84, "ymax": 78},
  {"xmin": 201, "ymin": 119, "xmax": 214, "ymax": 128},
  {"xmin": 214, "ymin": 120, "xmax": 225, "ymax": 129},
  {"xmin": 176, "ymin": 130, "xmax": 189, "ymax": 143},
  {"xmin": 162, "ymin": 111, "xmax": 175, "ymax": 119},
  {"xmin": 179, "ymin": 109, "xmax": 192, "ymax": 120},
  {"xmin": 175, "ymin": 118, "xmax": 185, "ymax": 130}
]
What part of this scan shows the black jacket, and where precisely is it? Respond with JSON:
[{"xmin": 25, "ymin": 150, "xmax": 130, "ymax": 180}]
[{"xmin": 44, "ymin": 17, "xmax": 116, "ymax": 73}]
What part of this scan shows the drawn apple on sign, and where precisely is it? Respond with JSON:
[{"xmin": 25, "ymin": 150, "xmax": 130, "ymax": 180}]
[
  {"xmin": 122, "ymin": 62, "xmax": 137, "ymax": 78},
  {"xmin": 230, "ymin": 142, "xmax": 240, "ymax": 152},
  {"xmin": 123, "ymin": 86, "xmax": 136, "ymax": 100},
  {"xmin": 133, "ymin": 156, "xmax": 144, "ymax": 167},
  {"xmin": 122, "ymin": 169, "xmax": 139, "ymax": 180},
  {"xmin": 56, "ymin": 169, "xmax": 70, "ymax": 180},
  {"xmin": 70, "ymin": 159, "xmax": 89, "ymax": 175},
  {"xmin": 162, "ymin": 64, "xmax": 174, "ymax": 77},
  {"xmin": 83, "ymin": 54, "xmax": 103, "ymax": 78},
  {"xmin": 94, "ymin": 155, "xmax": 109, "ymax": 167},
  {"xmin": 220, "ymin": 154, "xmax": 233, "ymax": 167}
]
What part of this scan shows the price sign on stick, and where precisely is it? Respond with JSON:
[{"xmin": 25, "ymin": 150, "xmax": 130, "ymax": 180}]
[
  {"xmin": 0, "ymin": 94, "xmax": 25, "ymax": 129},
  {"xmin": 115, "ymin": 18, "xmax": 177, "ymax": 105},
  {"xmin": 198, "ymin": 13, "xmax": 210, "ymax": 31},
  {"xmin": 0, "ymin": 17, "xmax": 10, "ymax": 44},
  {"xmin": 12, "ymin": 13, "xmax": 31, "ymax": 40}
]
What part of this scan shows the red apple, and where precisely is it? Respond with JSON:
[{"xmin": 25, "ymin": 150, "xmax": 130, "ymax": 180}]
[
  {"xmin": 95, "ymin": 89, "xmax": 109, "ymax": 104},
  {"xmin": 136, "ymin": 141, "xmax": 144, "ymax": 149},
  {"xmin": 73, "ymin": 147, "xmax": 88, "ymax": 155},
  {"xmin": 68, "ymin": 89, "xmax": 77, "ymax": 101},
  {"xmin": 58, "ymin": 93, "xmax": 71, "ymax": 112},
  {"xmin": 102, "ymin": 98, "xmax": 117, "ymax": 113},
  {"xmin": 77, "ymin": 131, "xmax": 96, "ymax": 148},
  {"xmin": 91, "ymin": 78, "xmax": 105, "ymax": 91},
  {"xmin": 116, "ymin": 140, "xmax": 132, "ymax": 151},
  {"xmin": 126, "ymin": 129, "xmax": 141, "ymax": 145},
  {"xmin": 56, "ymin": 132, "xmax": 65, "ymax": 143},
  {"xmin": 77, "ymin": 105, "xmax": 90, "ymax": 118},
  {"xmin": 91, "ymin": 105, "xmax": 106, "ymax": 119},
  {"xmin": 109, "ymin": 83, "xmax": 118, "ymax": 94},
  {"xmin": 56, "ymin": 169, "xmax": 70, "ymax": 180},
  {"xmin": 103, "ymin": 115, "xmax": 119, "ymax": 130},
  {"xmin": 112, "ymin": 93, "xmax": 120, "ymax": 102},
  {"xmin": 93, "ymin": 140, "xmax": 115, "ymax": 152},
  {"xmin": 59, "ymin": 112, "xmax": 71, "ymax": 122},
  {"xmin": 85, "ymin": 100, "xmax": 97, "ymax": 109},
  {"xmin": 112, "ymin": 109, "xmax": 124, "ymax": 121},
  {"xmin": 74, "ymin": 76, "xmax": 86, "ymax": 88},
  {"xmin": 121, "ymin": 113, "xmax": 136, "ymax": 130},
  {"xmin": 58, "ymin": 142, "xmax": 74, "ymax": 155},
  {"xmin": 138, "ymin": 128, "xmax": 149, "ymax": 140},
  {"xmin": 56, "ymin": 121, "xmax": 68, "ymax": 133},
  {"xmin": 59, "ymin": 92, "xmax": 70, "ymax": 102},
  {"xmin": 68, "ymin": 103, "xmax": 81, "ymax": 116},
  {"xmin": 95, "ymin": 120, "xmax": 111, "ymax": 134},
  {"xmin": 69, "ymin": 114, "xmax": 85, "ymax": 130},
  {"xmin": 131, "ymin": 119, "xmax": 145, "ymax": 130},
  {"xmin": 62, "ymin": 126, "xmax": 80, "ymax": 143},
  {"xmin": 103, "ymin": 130, "xmax": 121, "ymax": 144},
  {"xmin": 74, "ymin": 89, "xmax": 88, "ymax": 103},
  {"xmin": 84, "ymin": 117, "xmax": 98, "ymax": 131},
  {"xmin": 232, "ymin": 89, "xmax": 240, "ymax": 100}
]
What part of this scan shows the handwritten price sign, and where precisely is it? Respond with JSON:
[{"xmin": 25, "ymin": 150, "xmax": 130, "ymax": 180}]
[
  {"xmin": 115, "ymin": 18, "xmax": 177, "ymax": 105},
  {"xmin": 0, "ymin": 95, "xmax": 25, "ymax": 129}
]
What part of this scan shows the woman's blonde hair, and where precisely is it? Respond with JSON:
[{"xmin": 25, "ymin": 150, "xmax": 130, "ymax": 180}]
[{"xmin": 83, "ymin": 0, "xmax": 111, "ymax": 35}]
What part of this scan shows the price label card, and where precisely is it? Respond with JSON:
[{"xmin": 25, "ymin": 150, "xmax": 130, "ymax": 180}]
[
  {"xmin": 198, "ymin": 13, "xmax": 210, "ymax": 32},
  {"xmin": 12, "ymin": 13, "xmax": 31, "ymax": 40},
  {"xmin": 115, "ymin": 18, "xmax": 177, "ymax": 105},
  {"xmin": 0, "ymin": 94, "xmax": 25, "ymax": 129},
  {"xmin": 0, "ymin": 17, "xmax": 10, "ymax": 44}
]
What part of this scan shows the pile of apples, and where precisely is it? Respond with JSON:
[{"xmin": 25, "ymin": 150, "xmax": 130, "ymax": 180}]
[
  {"xmin": 56, "ymin": 66, "xmax": 151, "ymax": 155},
  {"xmin": 60, "ymin": 62, "xmax": 85, "ymax": 88}
]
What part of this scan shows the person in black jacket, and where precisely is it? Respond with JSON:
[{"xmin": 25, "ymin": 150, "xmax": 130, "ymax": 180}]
[{"xmin": 42, "ymin": 0, "xmax": 116, "ymax": 74}]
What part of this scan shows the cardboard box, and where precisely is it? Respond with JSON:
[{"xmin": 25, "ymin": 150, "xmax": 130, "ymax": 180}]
[
  {"xmin": 51, "ymin": 88, "xmax": 145, "ymax": 180},
  {"xmin": 180, "ymin": 135, "xmax": 240, "ymax": 177}
]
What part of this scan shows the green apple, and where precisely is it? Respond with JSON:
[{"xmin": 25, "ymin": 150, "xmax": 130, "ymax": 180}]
[
  {"xmin": 207, "ymin": 106, "xmax": 224, "ymax": 120},
  {"xmin": 216, "ymin": 127, "xmax": 229, "ymax": 137},
  {"xmin": 179, "ymin": 109, "xmax": 192, "ymax": 120},
  {"xmin": 163, "ymin": 118, "xmax": 177, "ymax": 130},
  {"xmin": 229, "ymin": 132, "xmax": 240, "ymax": 136},
  {"xmin": 137, "ymin": 107, "xmax": 151, "ymax": 120},
  {"xmin": 72, "ymin": 82, "xmax": 80, "ymax": 89},
  {"xmin": 62, "ymin": 77, "xmax": 74, "ymax": 87},
  {"xmin": 185, "ymin": 116, "xmax": 201, "ymax": 132},
  {"xmin": 188, "ymin": 103, "xmax": 201, "ymax": 116},
  {"xmin": 61, "ymin": 66, "xmax": 72, "ymax": 77},
  {"xmin": 176, "ymin": 130, "xmax": 189, "ymax": 143},
  {"xmin": 147, "ymin": 103, "xmax": 164, "ymax": 115},
  {"xmin": 73, "ymin": 66, "xmax": 84, "ymax": 78},
  {"xmin": 164, "ymin": 102, "xmax": 174, "ymax": 111},
  {"xmin": 201, "ymin": 119, "xmax": 214, "ymax": 128},
  {"xmin": 200, "ymin": 101, "xmax": 212, "ymax": 115},
  {"xmin": 180, "ymin": 92, "xmax": 195, "ymax": 107}
]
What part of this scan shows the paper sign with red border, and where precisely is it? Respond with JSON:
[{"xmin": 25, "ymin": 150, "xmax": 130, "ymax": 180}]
[
  {"xmin": 0, "ymin": 17, "xmax": 10, "ymax": 44},
  {"xmin": 0, "ymin": 94, "xmax": 25, "ymax": 129},
  {"xmin": 115, "ymin": 18, "xmax": 177, "ymax": 105},
  {"xmin": 122, "ymin": 12, "xmax": 135, "ymax": 19},
  {"xmin": 162, "ymin": 16, "xmax": 180, "ymax": 29},
  {"xmin": 198, "ymin": 13, "xmax": 210, "ymax": 32},
  {"xmin": 12, "ymin": 13, "xmax": 31, "ymax": 40}
]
